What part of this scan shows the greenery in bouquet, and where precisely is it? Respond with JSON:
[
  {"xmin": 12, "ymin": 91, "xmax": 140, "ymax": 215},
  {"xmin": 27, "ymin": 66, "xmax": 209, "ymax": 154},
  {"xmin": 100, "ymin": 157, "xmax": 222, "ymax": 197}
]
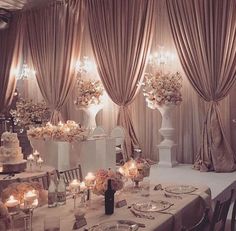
[
  {"xmin": 74, "ymin": 78, "xmax": 104, "ymax": 107},
  {"xmin": 92, "ymin": 169, "xmax": 124, "ymax": 196},
  {"xmin": 142, "ymin": 71, "xmax": 182, "ymax": 109},
  {"xmin": 10, "ymin": 98, "xmax": 50, "ymax": 129}
]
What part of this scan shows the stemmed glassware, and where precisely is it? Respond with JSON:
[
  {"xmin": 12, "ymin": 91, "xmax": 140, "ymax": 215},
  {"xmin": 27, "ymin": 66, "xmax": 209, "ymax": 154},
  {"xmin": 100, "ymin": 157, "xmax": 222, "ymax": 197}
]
[
  {"xmin": 69, "ymin": 179, "xmax": 80, "ymax": 210},
  {"xmin": 22, "ymin": 190, "xmax": 39, "ymax": 231}
]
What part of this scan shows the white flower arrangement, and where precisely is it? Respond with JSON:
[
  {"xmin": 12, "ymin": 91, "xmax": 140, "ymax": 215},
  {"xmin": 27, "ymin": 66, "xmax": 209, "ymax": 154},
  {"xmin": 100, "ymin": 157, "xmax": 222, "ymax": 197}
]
[
  {"xmin": 27, "ymin": 120, "xmax": 88, "ymax": 142},
  {"xmin": 142, "ymin": 71, "xmax": 182, "ymax": 109},
  {"xmin": 74, "ymin": 78, "xmax": 103, "ymax": 107},
  {"xmin": 10, "ymin": 98, "xmax": 50, "ymax": 129}
]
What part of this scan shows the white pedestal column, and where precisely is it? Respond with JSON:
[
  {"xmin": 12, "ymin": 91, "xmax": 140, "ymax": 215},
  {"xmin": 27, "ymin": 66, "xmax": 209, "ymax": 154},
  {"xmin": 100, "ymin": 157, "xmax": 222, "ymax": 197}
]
[
  {"xmin": 157, "ymin": 104, "xmax": 178, "ymax": 167},
  {"xmin": 80, "ymin": 104, "xmax": 103, "ymax": 130}
]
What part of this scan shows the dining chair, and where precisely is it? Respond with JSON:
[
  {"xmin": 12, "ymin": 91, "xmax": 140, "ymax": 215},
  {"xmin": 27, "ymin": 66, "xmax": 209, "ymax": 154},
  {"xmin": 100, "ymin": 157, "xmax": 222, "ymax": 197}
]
[
  {"xmin": 231, "ymin": 197, "xmax": 236, "ymax": 231},
  {"xmin": 92, "ymin": 126, "xmax": 106, "ymax": 136},
  {"xmin": 110, "ymin": 126, "xmax": 125, "ymax": 165},
  {"xmin": 209, "ymin": 189, "xmax": 234, "ymax": 231},
  {"xmin": 56, "ymin": 164, "xmax": 83, "ymax": 186},
  {"xmin": 28, "ymin": 174, "xmax": 50, "ymax": 190},
  {"xmin": 181, "ymin": 208, "xmax": 210, "ymax": 231}
]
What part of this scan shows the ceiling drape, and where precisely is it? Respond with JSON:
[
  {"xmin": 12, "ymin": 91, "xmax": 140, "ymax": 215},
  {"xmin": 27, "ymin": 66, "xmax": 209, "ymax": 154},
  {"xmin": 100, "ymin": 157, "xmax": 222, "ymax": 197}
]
[
  {"xmin": 88, "ymin": 0, "xmax": 155, "ymax": 159},
  {"xmin": 26, "ymin": 0, "xmax": 86, "ymax": 124},
  {"xmin": 0, "ymin": 14, "xmax": 24, "ymax": 114},
  {"xmin": 166, "ymin": 0, "xmax": 236, "ymax": 172}
]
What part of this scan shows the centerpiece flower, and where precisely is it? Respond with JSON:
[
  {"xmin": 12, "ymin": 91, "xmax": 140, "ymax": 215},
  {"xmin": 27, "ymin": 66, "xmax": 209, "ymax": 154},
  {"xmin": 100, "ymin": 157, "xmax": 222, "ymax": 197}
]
[
  {"xmin": 10, "ymin": 98, "xmax": 50, "ymax": 129},
  {"xmin": 142, "ymin": 71, "xmax": 182, "ymax": 109},
  {"xmin": 74, "ymin": 78, "xmax": 104, "ymax": 107},
  {"xmin": 27, "ymin": 120, "xmax": 88, "ymax": 142},
  {"xmin": 119, "ymin": 158, "xmax": 150, "ymax": 183},
  {"xmin": 92, "ymin": 169, "xmax": 124, "ymax": 196}
]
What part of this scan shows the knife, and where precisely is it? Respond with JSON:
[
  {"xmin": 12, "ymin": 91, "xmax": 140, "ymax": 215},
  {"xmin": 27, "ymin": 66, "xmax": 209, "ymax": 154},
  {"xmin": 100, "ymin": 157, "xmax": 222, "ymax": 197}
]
[{"xmin": 118, "ymin": 220, "xmax": 146, "ymax": 228}]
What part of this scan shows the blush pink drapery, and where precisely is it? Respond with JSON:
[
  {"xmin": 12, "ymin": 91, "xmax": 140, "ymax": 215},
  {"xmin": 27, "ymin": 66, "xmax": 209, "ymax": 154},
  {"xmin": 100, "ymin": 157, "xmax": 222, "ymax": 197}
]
[
  {"xmin": 0, "ymin": 14, "xmax": 24, "ymax": 114},
  {"xmin": 26, "ymin": 0, "xmax": 86, "ymax": 124},
  {"xmin": 167, "ymin": 0, "xmax": 236, "ymax": 172},
  {"xmin": 88, "ymin": 0, "xmax": 155, "ymax": 159}
]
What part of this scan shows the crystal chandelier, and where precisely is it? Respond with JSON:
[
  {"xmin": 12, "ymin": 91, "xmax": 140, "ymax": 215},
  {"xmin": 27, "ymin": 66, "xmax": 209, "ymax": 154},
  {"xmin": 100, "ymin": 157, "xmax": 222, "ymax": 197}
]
[{"xmin": 17, "ymin": 63, "xmax": 36, "ymax": 80}]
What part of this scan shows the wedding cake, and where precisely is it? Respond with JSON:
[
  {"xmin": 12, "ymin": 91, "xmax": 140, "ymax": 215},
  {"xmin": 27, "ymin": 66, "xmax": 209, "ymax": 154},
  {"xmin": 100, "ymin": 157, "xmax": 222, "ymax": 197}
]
[{"xmin": 0, "ymin": 132, "xmax": 26, "ymax": 173}]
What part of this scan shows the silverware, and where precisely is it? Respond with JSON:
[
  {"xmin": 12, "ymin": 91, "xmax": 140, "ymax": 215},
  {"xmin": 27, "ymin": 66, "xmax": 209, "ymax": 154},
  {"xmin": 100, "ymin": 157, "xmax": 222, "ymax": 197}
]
[
  {"xmin": 164, "ymin": 193, "xmax": 182, "ymax": 200},
  {"xmin": 117, "ymin": 220, "xmax": 146, "ymax": 228},
  {"xmin": 130, "ymin": 209, "xmax": 155, "ymax": 220}
]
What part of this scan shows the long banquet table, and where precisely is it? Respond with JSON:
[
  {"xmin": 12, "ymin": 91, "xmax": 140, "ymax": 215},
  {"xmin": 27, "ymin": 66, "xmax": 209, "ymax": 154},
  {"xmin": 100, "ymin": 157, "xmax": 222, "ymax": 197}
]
[{"xmin": 29, "ymin": 183, "xmax": 211, "ymax": 231}]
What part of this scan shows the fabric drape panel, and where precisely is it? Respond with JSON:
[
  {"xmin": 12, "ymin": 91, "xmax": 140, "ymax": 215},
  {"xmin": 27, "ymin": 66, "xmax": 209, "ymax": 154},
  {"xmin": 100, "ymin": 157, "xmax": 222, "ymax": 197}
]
[
  {"xmin": 0, "ymin": 14, "xmax": 24, "ymax": 113},
  {"xmin": 26, "ymin": 0, "xmax": 86, "ymax": 124},
  {"xmin": 166, "ymin": 0, "xmax": 236, "ymax": 172},
  {"xmin": 88, "ymin": 0, "xmax": 155, "ymax": 159}
]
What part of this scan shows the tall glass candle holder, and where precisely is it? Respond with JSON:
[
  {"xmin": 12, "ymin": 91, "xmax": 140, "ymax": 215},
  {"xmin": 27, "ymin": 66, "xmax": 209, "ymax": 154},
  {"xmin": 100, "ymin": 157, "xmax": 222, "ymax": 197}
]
[
  {"xmin": 5, "ymin": 195, "xmax": 20, "ymax": 231},
  {"xmin": 69, "ymin": 179, "xmax": 80, "ymax": 210},
  {"xmin": 23, "ymin": 190, "xmax": 38, "ymax": 231}
]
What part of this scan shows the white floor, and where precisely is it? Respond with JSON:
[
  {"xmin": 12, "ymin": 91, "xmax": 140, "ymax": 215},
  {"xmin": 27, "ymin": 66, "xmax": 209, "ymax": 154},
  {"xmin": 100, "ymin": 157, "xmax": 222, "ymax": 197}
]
[{"xmin": 150, "ymin": 164, "xmax": 236, "ymax": 201}]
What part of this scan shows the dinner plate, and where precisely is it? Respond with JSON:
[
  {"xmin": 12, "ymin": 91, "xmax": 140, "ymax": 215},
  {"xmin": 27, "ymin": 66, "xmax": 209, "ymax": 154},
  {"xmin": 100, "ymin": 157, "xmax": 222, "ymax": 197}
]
[
  {"xmin": 164, "ymin": 185, "xmax": 197, "ymax": 194},
  {"xmin": 88, "ymin": 220, "xmax": 139, "ymax": 231},
  {"xmin": 132, "ymin": 200, "xmax": 173, "ymax": 212}
]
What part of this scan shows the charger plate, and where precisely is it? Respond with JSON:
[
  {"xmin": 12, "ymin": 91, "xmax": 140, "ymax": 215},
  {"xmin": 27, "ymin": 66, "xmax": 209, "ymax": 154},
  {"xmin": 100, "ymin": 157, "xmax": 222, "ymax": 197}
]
[
  {"xmin": 133, "ymin": 200, "xmax": 173, "ymax": 212},
  {"xmin": 164, "ymin": 185, "xmax": 197, "ymax": 194},
  {"xmin": 88, "ymin": 220, "xmax": 138, "ymax": 231}
]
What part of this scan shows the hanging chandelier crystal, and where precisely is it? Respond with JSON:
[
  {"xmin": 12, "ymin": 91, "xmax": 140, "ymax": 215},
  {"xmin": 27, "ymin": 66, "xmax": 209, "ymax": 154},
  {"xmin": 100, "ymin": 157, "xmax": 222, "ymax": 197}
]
[{"xmin": 17, "ymin": 63, "xmax": 36, "ymax": 80}]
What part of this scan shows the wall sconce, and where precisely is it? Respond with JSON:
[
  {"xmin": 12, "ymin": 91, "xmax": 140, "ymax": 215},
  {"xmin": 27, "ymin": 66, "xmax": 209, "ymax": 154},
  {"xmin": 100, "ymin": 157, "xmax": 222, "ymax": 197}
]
[
  {"xmin": 17, "ymin": 63, "xmax": 36, "ymax": 80},
  {"xmin": 75, "ymin": 56, "xmax": 96, "ymax": 75}
]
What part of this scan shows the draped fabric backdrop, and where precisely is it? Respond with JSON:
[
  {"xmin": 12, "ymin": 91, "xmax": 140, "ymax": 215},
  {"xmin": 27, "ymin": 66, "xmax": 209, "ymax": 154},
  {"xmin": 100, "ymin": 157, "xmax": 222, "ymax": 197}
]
[
  {"xmin": 88, "ymin": 0, "xmax": 155, "ymax": 159},
  {"xmin": 167, "ymin": 0, "xmax": 236, "ymax": 172},
  {"xmin": 26, "ymin": 0, "xmax": 86, "ymax": 124},
  {"xmin": 0, "ymin": 14, "xmax": 24, "ymax": 114}
]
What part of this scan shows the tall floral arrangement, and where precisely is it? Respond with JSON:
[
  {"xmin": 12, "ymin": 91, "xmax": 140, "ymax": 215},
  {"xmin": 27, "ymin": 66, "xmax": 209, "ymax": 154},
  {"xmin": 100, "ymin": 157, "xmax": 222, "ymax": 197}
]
[
  {"xmin": 142, "ymin": 71, "xmax": 182, "ymax": 109},
  {"xmin": 10, "ymin": 98, "xmax": 50, "ymax": 129},
  {"xmin": 74, "ymin": 78, "xmax": 103, "ymax": 107}
]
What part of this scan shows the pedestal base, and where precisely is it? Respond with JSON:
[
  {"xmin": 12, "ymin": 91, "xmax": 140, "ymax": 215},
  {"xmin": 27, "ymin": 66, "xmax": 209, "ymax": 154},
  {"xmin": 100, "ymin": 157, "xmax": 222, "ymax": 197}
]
[{"xmin": 157, "ymin": 144, "xmax": 178, "ymax": 168}]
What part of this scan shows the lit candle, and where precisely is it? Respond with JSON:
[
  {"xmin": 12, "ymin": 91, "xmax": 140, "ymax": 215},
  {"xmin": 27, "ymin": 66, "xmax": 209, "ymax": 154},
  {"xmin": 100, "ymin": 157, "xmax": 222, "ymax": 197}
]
[
  {"xmin": 24, "ymin": 190, "xmax": 37, "ymax": 203},
  {"xmin": 58, "ymin": 121, "xmax": 63, "ymax": 127},
  {"xmin": 85, "ymin": 172, "xmax": 95, "ymax": 181},
  {"xmin": 33, "ymin": 150, "xmax": 40, "ymax": 157},
  {"xmin": 129, "ymin": 162, "xmax": 137, "ymax": 177},
  {"xmin": 32, "ymin": 199, "xmax": 38, "ymax": 208},
  {"xmin": 37, "ymin": 157, "xmax": 43, "ymax": 165},
  {"xmin": 0, "ymin": 165, "xmax": 3, "ymax": 172},
  {"xmin": 27, "ymin": 154, "xmax": 34, "ymax": 161},
  {"xmin": 46, "ymin": 122, "xmax": 52, "ymax": 127},
  {"xmin": 5, "ymin": 195, "xmax": 19, "ymax": 208},
  {"xmin": 80, "ymin": 181, "xmax": 86, "ymax": 191},
  {"xmin": 70, "ymin": 179, "xmax": 80, "ymax": 189},
  {"xmin": 118, "ymin": 167, "xmax": 125, "ymax": 176},
  {"xmin": 85, "ymin": 172, "xmax": 95, "ymax": 187}
]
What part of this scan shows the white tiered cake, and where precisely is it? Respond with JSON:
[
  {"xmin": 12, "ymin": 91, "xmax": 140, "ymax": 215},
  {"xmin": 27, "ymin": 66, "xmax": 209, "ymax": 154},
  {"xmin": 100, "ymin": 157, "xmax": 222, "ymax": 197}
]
[{"xmin": 0, "ymin": 132, "xmax": 26, "ymax": 173}]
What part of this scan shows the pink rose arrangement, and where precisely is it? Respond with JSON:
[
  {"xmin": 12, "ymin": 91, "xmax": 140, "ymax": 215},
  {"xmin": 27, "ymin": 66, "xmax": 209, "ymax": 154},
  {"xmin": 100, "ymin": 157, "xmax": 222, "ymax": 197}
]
[
  {"xmin": 142, "ymin": 71, "xmax": 182, "ymax": 109},
  {"xmin": 92, "ymin": 169, "xmax": 124, "ymax": 196}
]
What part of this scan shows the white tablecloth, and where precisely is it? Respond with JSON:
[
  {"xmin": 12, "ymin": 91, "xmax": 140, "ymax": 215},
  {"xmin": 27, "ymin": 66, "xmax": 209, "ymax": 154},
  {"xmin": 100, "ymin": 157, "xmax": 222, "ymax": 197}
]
[
  {"xmin": 27, "ymin": 183, "xmax": 211, "ymax": 231},
  {"xmin": 29, "ymin": 137, "xmax": 116, "ymax": 176}
]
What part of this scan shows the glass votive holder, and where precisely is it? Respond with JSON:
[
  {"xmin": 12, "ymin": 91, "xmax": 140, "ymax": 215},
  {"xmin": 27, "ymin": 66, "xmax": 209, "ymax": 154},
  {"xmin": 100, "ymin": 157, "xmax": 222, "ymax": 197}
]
[{"xmin": 140, "ymin": 178, "xmax": 150, "ymax": 197}]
